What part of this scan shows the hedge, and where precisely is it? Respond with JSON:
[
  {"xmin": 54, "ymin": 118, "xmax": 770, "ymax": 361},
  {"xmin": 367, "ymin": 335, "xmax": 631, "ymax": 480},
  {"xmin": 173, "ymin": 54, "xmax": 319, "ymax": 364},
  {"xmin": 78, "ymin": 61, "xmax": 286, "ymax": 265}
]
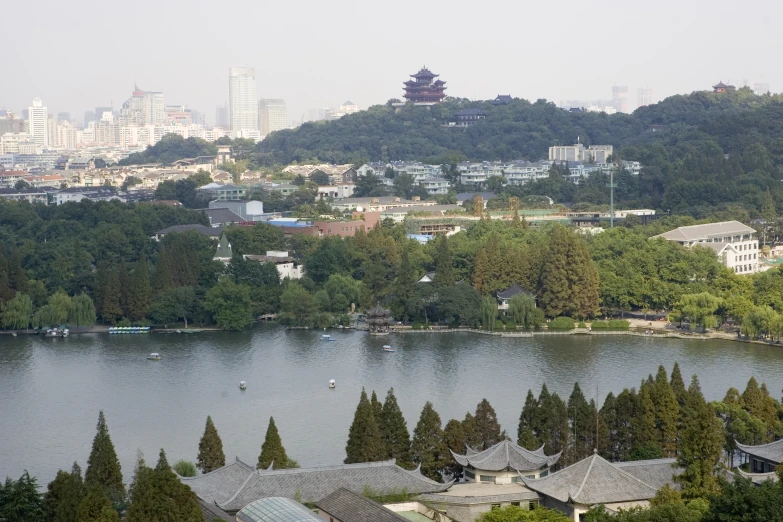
[
  {"xmin": 548, "ymin": 317, "xmax": 576, "ymax": 330},
  {"xmin": 590, "ymin": 319, "xmax": 630, "ymax": 330}
]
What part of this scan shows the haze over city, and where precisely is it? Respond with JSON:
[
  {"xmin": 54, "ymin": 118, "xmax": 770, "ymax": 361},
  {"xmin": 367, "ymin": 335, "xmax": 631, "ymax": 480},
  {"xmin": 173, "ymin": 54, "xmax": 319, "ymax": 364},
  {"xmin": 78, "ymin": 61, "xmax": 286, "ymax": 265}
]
[{"xmin": 2, "ymin": 0, "xmax": 780, "ymax": 124}]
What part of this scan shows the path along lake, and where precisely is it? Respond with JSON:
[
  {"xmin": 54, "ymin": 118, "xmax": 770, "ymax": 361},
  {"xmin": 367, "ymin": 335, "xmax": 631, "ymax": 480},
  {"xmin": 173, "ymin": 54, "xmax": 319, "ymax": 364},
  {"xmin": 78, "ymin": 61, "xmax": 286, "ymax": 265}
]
[{"xmin": 2, "ymin": 327, "xmax": 783, "ymax": 483}]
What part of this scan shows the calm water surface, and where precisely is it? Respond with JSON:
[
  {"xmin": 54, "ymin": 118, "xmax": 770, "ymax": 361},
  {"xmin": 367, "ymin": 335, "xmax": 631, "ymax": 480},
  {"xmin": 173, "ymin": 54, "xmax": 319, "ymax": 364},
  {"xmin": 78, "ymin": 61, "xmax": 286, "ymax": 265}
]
[{"xmin": 2, "ymin": 327, "xmax": 783, "ymax": 483}]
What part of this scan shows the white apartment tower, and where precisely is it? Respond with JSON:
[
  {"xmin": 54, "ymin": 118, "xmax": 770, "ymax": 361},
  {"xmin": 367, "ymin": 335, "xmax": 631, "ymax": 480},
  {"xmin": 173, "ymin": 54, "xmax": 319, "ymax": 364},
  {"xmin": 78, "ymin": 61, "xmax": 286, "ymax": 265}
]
[
  {"xmin": 229, "ymin": 67, "xmax": 259, "ymax": 135},
  {"xmin": 121, "ymin": 85, "xmax": 165, "ymax": 126},
  {"xmin": 259, "ymin": 99, "xmax": 287, "ymax": 136},
  {"xmin": 28, "ymin": 98, "xmax": 49, "ymax": 147}
]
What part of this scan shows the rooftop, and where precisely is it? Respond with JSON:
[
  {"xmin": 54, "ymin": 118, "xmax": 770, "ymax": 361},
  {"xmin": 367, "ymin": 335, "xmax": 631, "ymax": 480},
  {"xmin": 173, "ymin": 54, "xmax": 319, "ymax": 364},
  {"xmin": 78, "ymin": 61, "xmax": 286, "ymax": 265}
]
[
  {"xmin": 201, "ymin": 207, "xmax": 243, "ymax": 225},
  {"xmin": 237, "ymin": 497, "xmax": 321, "ymax": 522},
  {"xmin": 156, "ymin": 224, "xmax": 223, "ymax": 237},
  {"xmin": 315, "ymin": 488, "xmax": 410, "ymax": 522},
  {"xmin": 496, "ymin": 285, "xmax": 534, "ymax": 300},
  {"xmin": 652, "ymin": 220, "xmax": 755, "ymax": 242},
  {"xmin": 419, "ymin": 482, "xmax": 538, "ymax": 504},
  {"xmin": 452, "ymin": 440, "xmax": 560, "ymax": 472},
  {"xmin": 736, "ymin": 439, "xmax": 783, "ymax": 464}
]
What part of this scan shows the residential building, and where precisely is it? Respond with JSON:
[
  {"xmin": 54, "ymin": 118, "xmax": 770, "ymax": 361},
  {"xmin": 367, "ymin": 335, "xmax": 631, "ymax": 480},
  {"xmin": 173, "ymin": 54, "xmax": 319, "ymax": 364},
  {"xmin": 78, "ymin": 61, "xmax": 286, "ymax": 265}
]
[
  {"xmin": 57, "ymin": 120, "xmax": 79, "ymax": 150},
  {"xmin": 121, "ymin": 85, "xmax": 165, "ymax": 126},
  {"xmin": 0, "ymin": 188, "xmax": 49, "ymax": 204},
  {"xmin": 637, "ymin": 88, "xmax": 653, "ymax": 108},
  {"xmin": 258, "ymin": 99, "xmax": 287, "ymax": 136},
  {"xmin": 55, "ymin": 187, "xmax": 123, "ymax": 205},
  {"xmin": 57, "ymin": 112, "xmax": 71, "ymax": 123},
  {"xmin": 314, "ymin": 219, "xmax": 367, "ymax": 237},
  {"xmin": 549, "ymin": 143, "xmax": 613, "ymax": 163},
  {"xmin": 28, "ymin": 98, "xmax": 49, "ymax": 148},
  {"xmin": 208, "ymin": 199, "xmax": 264, "ymax": 220},
  {"xmin": 652, "ymin": 220, "xmax": 759, "ymax": 274},
  {"xmin": 454, "ymin": 108, "xmax": 486, "ymax": 126},
  {"xmin": 330, "ymin": 196, "xmax": 438, "ymax": 213},
  {"xmin": 496, "ymin": 284, "xmax": 535, "ymax": 311},
  {"xmin": 418, "ymin": 177, "xmax": 450, "ymax": 195},
  {"xmin": 229, "ymin": 67, "xmax": 259, "ymax": 134},
  {"xmin": 215, "ymin": 103, "xmax": 229, "ymax": 129},
  {"xmin": 199, "ymin": 184, "xmax": 247, "ymax": 200},
  {"xmin": 328, "ymin": 101, "xmax": 360, "ymax": 120},
  {"xmin": 244, "ymin": 251, "xmax": 304, "ymax": 279},
  {"xmin": 317, "ymin": 184, "xmax": 356, "ymax": 199},
  {"xmin": 200, "ymin": 207, "xmax": 242, "ymax": 227},
  {"xmin": 153, "ymin": 224, "xmax": 223, "ymax": 241},
  {"xmin": 380, "ymin": 204, "xmax": 462, "ymax": 223},
  {"xmin": 397, "ymin": 67, "xmax": 447, "ymax": 107}
]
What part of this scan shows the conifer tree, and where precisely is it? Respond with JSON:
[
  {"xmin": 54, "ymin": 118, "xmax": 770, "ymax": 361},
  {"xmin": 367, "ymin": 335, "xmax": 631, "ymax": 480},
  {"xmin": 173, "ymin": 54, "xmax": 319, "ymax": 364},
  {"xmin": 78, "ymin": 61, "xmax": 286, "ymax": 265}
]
[
  {"xmin": 614, "ymin": 389, "xmax": 640, "ymax": 461},
  {"xmin": 7, "ymin": 248, "xmax": 28, "ymax": 294},
  {"xmin": 344, "ymin": 388, "xmax": 386, "ymax": 464},
  {"xmin": 474, "ymin": 399, "xmax": 503, "ymax": 450},
  {"xmin": 93, "ymin": 261, "xmax": 109, "ymax": 319},
  {"xmin": 442, "ymin": 419, "xmax": 466, "ymax": 476},
  {"xmin": 0, "ymin": 471, "xmax": 46, "ymax": 522},
  {"xmin": 517, "ymin": 390, "xmax": 540, "ymax": 449},
  {"xmin": 395, "ymin": 248, "xmax": 417, "ymax": 313},
  {"xmin": 433, "ymin": 235, "xmax": 454, "ymax": 288},
  {"xmin": 371, "ymin": 391, "xmax": 383, "ymax": 423},
  {"xmin": 117, "ymin": 263, "xmax": 129, "ymax": 318},
  {"xmin": 411, "ymin": 402, "xmax": 448, "ymax": 481},
  {"xmin": 567, "ymin": 383, "xmax": 593, "ymax": 463},
  {"xmin": 723, "ymin": 387, "xmax": 742, "ymax": 405},
  {"xmin": 196, "ymin": 415, "xmax": 225, "ymax": 474},
  {"xmin": 85, "ymin": 411, "xmax": 124, "ymax": 500},
  {"xmin": 652, "ymin": 366, "xmax": 679, "ymax": 457},
  {"xmin": 461, "ymin": 412, "xmax": 481, "ymax": 449},
  {"xmin": 101, "ymin": 272, "xmax": 122, "ymax": 323},
  {"xmin": 634, "ymin": 381, "xmax": 657, "ymax": 453},
  {"xmin": 599, "ymin": 393, "xmax": 618, "ymax": 460},
  {"xmin": 541, "ymin": 389, "xmax": 569, "ymax": 455},
  {"xmin": 45, "ymin": 462, "xmax": 84, "ymax": 522},
  {"xmin": 670, "ymin": 362, "xmax": 687, "ymax": 408},
  {"xmin": 379, "ymin": 388, "xmax": 412, "ymax": 467},
  {"xmin": 126, "ymin": 450, "xmax": 203, "ymax": 522},
  {"xmin": 126, "ymin": 255, "xmax": 151, "ymax": 321},
  {"xmin": 257, "ymin": 417, "xmax": 292, "ymax": 470},
  {"xmin": 538, "ymin": 225, "xmax": 599, "ymax": 318},
  {"xmin": 75, "ymin": 488, "xmax": 118, "ymax": 522},
  {"xmin": 675, "ymin": 376, "xmax": 723, "ymax": 498}
]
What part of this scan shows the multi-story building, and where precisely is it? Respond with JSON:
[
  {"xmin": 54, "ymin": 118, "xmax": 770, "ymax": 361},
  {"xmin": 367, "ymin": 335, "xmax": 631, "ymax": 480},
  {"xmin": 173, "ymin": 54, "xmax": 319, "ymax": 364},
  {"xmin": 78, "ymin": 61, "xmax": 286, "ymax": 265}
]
[
  {"xmin": 396, "ymin": 67, "xmax": 447, "ymax": 107},
  {"xmin": 258, "ymin": 99, "xmax": 287, "ymax": 136},
  {"xmin": 57, "ymin": 112, "xmax": 71, "ymax": 123},
  {"xmin": 55, "ymin": 120, "xmax": 79, "ymax": 150},
  {"xmin": 28, "ymin": 98, "xmax": 49, "ymax": 148},
  {"xmin": 611, "ymin": 86, "xmax": 629, "ymax": 113},
  {"xmin": 121, "ymin": 85, "xmax": 165, "ymax": 126},
  {"xmin": 637, "ymin": 88, "xmax": 653, "ymax": 108},
  {"xmin": 229, "ymin": 67, "xmax": 259, "ymax": 135},
  {"xmin": 653, "ymin": 221, "xmax": 759, "ymax": 274},
  {"xmin": 549, "ymin": 143, "xmax": 613, "ymax": 163}
]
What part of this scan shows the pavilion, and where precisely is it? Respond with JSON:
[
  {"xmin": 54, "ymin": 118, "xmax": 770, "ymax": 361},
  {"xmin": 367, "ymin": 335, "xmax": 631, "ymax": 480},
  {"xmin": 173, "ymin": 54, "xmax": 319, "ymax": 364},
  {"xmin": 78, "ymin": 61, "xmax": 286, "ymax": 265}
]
[
  {"xmin": 366, "ymin": 304, "xmax": 392, "ymax": 334},
  {"xmin": 735, "ymin": 439, "xmax": 783, "ymax": 483}
]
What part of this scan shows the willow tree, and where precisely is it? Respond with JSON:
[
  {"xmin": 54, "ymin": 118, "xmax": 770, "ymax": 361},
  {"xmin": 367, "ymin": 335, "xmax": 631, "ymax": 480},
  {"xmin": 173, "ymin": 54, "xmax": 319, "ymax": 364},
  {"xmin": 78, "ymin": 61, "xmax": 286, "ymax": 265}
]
[
  {"xmin": 508, "ymin": 293, "xmax": 537, "ymax": 329},
  {"xmin": 479, "ymin": 296, "xmax": 497, "ymax": 330},
  {"xmin": 1, "ymin": 293, "xmax": 33, "ymax": 331},
  {"xmin": 69, "ymin": 294, "xmax": 96, "ymax": 330}
]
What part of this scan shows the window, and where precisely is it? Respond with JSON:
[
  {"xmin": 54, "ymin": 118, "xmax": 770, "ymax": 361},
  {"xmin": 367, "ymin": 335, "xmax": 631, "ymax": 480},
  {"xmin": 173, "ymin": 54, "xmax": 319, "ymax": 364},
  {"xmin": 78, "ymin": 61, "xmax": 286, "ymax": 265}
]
[
  {"xmin": 464, "ymin": 469, "xmax": 475, "ymax": 479},
  {"xmin": 480, "ymin": 475, "xmax": 494, "ymax": 483},
  {"xmin": 540, "ymin": 470, "xmax": 549, "ymax": 478},
  {"xmin": 491, "ymin": 504, "xmax": 501, "ymax": 510},
  {"xmin": 511, "ymin": 502, "xmax": 520, "ymax": 507}
]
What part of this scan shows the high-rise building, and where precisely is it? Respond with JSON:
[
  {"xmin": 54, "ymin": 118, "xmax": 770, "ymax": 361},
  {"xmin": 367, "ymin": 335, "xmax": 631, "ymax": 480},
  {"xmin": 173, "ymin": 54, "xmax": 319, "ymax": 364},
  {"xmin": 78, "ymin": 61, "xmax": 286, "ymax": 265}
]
[
  {"xmin": 228, "ymin": 67, "xmax": 259, "ymax": 134},
  {"xmin": 754, "ymin": 83, "xmax": 770, "ymax": 95},
  {"xmin": 57, "ymin": 112, "xmax": 71, "ymax": 123},
  {"xmin": 95, "ymin": 106, "xmax": 113, "ymax": 121},
  {"xmin": 215, "ymin": 103, "xmax": 229, "ymax": 129},
  {"xmin": 28, "ymin": 98, "xmax": 49, "ymax": 147},
  {"xmin": 121, "ymin": 85, "xmax": 164, "ymax": 125},
  {"xmin": 611, "ymin": 86, "xmax": 628, "ymax": 113},
  {"xmin": 637, "ymin": 88, "xmax": 653, "ymax": 108},
  {"xmin": 258, "ymin": 99, "xmax": 287, "ymax": 135},
  {"xmin": 83, "ymin": 111, "xmax": 95, "ymax": 127}
]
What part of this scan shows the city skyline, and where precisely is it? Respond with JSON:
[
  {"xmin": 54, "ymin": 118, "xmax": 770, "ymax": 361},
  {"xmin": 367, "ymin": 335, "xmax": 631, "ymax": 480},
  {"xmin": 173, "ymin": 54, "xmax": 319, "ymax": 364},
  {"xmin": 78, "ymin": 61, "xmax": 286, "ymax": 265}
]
[{"xmin": 1, "ymin": 0, "xmax": 780, "ymax": 127}]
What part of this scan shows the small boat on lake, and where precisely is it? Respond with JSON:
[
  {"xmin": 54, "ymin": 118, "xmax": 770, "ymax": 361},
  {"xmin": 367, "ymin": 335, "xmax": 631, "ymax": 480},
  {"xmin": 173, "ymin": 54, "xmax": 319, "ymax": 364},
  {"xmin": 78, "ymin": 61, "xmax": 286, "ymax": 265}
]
[
  {"xmin": 382, "ymin": 345, "xmax": 395, "ymax": 352},
  {"xmin": 239, "ymin": 381, "xmax": 246, "ymax": 390},
  {"xmin": 147, "ymin": 353, "xmax": 161, "ymax": 361},
  {"xmin": 329, "ymin": 379, "xmax": 336, "ymax": 388},
  {"xmin": 45, "ymin": 327, "xmax": 69, "ymax": 338},
  {"xmin": 176, "ymin": 329, "xmax": 202, "ymax": 334},
  {"xmin": 321, "ymin": 334, "xmax": 336, "ymax": 342}
]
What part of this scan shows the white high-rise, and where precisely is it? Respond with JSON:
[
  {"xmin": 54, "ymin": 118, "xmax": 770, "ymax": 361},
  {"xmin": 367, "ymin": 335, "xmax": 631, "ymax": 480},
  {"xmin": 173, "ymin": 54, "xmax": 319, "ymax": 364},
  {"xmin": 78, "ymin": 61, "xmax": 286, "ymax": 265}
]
[
  {"xmin": 28, "ymin": 98, "xmax": 49, "ymax": 147},
  {"xmin": 229, "ymin": 67, "xmax": 259, "ymax": 135},
  {"xmin": 259, "ymin": 99, "xmax": 287, "ymax": 135},
  {"xmin": 121, "ymin": 85, "xmax": 165, "ymax": 126}
]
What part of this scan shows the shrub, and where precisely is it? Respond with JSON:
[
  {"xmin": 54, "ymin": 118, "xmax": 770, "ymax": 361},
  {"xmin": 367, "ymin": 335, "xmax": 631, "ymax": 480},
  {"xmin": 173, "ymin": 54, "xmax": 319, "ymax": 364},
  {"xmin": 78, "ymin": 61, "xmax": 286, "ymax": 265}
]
[
  {"xmin": 411, "ymin": 322, "xmax": 424, "ymax": 330},
  {"xmin": 578, "ymin": 321, "xmax": 587, "ymax": 328},
  {"xmin": 548, "ymin": 317, "xmax": 576, "ymax": 330},
  {"xmin": 173, "ymin": 459, "xmax": 197, "ymax": 477},
  {"xmin": 590, "ymin": 319, "xmax": 630, "ymax": 330}
]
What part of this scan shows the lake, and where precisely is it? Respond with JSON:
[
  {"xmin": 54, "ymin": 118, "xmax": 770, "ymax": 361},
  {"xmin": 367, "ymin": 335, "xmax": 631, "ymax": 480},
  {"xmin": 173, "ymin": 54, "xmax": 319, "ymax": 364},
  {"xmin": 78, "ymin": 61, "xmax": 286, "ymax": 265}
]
[{"xmin": 1, "ymin": 327, "xmax": 782, "ymax": 484}]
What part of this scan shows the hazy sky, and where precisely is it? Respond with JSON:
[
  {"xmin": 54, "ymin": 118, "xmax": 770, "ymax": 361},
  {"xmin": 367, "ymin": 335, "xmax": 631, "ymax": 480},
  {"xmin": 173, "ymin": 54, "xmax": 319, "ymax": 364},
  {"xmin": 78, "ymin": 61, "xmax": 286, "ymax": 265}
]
[{"xmin": 3, "ymin": 0, "xmax": 780, "ymax": 126}]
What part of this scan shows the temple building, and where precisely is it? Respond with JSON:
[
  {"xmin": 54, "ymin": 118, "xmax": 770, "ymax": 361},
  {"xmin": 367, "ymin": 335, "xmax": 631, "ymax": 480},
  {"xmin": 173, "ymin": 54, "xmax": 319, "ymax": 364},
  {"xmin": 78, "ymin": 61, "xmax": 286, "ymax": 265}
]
[
  {"xmin": 713, "ymin": 81, "xmax": 736, "ymax": 93},
  {"xmin": 736, "ymin": 439, "xmax": 783, "ymax": 483},
  {"xmin": 366, "ymin": 304, "xmax": 392, "ymax": 334},
  {"xmin": 452, "ymin": 440, "xmax": 560, "ymax": 483},
  {"xmin": 396, "ymin": 67, "xmax": 447, "ymax": 107}
]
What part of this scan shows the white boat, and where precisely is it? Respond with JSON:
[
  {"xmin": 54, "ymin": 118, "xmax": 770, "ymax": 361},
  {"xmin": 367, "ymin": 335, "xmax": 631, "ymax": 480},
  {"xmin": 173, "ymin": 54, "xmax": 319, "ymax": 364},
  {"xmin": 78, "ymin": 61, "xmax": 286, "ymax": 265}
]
[
  {"xmin": 147, "ymin": 353, "xmax": 161, "ymax": 361},
  {"xmin": 45, "ymin": 327, "xmax": 70, "ymax": 338},
  {"xmin": 382, "ymin": 345, "xmax": 395, "ymax": 352},
  {"xmin": 321, "ymin": 334, "xmax": 335, "ymax": 342},
  {"xmin": 329, "ymin": 379, "xmax": 336, "ymax": 389},
  {"xmin": 239, "ymin": 381, "xmax": 247, "ymax": 390}
]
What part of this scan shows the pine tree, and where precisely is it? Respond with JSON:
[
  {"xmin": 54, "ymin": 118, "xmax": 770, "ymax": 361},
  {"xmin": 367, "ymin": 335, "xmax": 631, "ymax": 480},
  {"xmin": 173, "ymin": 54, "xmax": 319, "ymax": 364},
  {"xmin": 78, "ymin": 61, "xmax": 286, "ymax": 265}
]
[
  {"xmin": 126, "ymin": 450, "xmax": 203, "ymax": 522},
  {"xmin": 614, "ymin": 389, "xmax": 640, "ymax": 461},
  {"xmin": 196, "ymin": 415, "xmax": 225, "ymax": 474},
  {"xmin": 599, "ymin": 394, "xmax": 619, "ymax": 460},
  {"xmin": 675, "ymin": 376, "xmax": 723, "ymax": 498},
  {"xmin": 75, "ymin": 488, "xmax": 118, "ymax": 522},
  {"xmin": 84, "ymin": 411, "xmax": 125, "ymax": 499},
  {"xmin": 117, "ymin": 263, "xmax": 129, "ymax": 318},
  {"xmin": 126, "ymin": 255, "xmax": 151, "ymax": 321},
  {"xmin": 433, "ymin": 235, "xmax": 454, "ymax": 288},
  {"xmin": 670, "ymin": 362, "xmax": 687, "ymax": 408},
  {"xmin": 411, "ymin": 402, "xmax": 448, "ymax": 481},
  {"xmin": 517, "ymin": 390, "xmax": 540, "ymax": 449},
  {"xmin": 442, "ymin": 419, "xmax": 466, "ymax": 476},
  {"xmin": 395, "ymin": 248, "xmax": 417, "ymax": 314},
  {"xmin": 45, "ymin": 462, "xmax": 84, "ymax": 522},
  {"xmin": 567, "ymin": 383, "xmax": 593, "ymax": 463},
  {"xmin": 101, "ymin": 272, "xmax": 122, "ymax": 323},
  {"xmin": 652, "ymin": 366, "xmax": 679, "ymax": 457},
  {"xmin": 461, "ymin": 412, "xmax": 481, "ymax": 449},
  {"xmin": 344, "ymin": 389, "xmax": 386, "ymax": 464},
  {"xmin": 257, "ymin": 417, "xmax": 291, "ymax": 470},
  {"xmin": 474, "ymin": 399, "xmax": 503, "ymax": 450},
  {"xmin": 379, "ymin": 388, "xmax": 412, "ymax": 467},
  {"xmin": 634, "ymin": 381, "xmax": 657, "ymax": 453},
  {"xmin": 0, "ymin": 471, "xmax": 46, "ymax": 522},
  {"xmin": 538, "ymin": 225, "xmax": 600, "ymax": 318},
  {"xmin": 541, "ymin": 390, "xmax": 569, "ymax": 455},
  {"xmin": 371, "ymin": 391, "xmax": 383, "ymax": 423}
]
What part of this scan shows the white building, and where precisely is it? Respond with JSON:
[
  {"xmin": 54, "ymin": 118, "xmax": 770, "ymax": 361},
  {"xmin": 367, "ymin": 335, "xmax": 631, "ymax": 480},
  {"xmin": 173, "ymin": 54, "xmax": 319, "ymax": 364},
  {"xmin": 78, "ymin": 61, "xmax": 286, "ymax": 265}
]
[
  {"xmin": 549, "ymin": 143, "xmax": 613, "ymax": 163},
  {"xmin": 229, "ymin": 67, "xmax": 259, "ymax": 134},
  {"xmin": 121, "ymin": 85, "xmax": 165, "ymax": 126},
  {"xmin": 56, "ymin": 121, "xmax": 79, "ymax": 150},
  {"xmin": 244, "ymin": 251, "xmax": 304, "ymax": 280},
  {"xmin": 259, "ymin": 99, "xmax": 287, "ymax": 136},
  {"xmin": 652, "ymin": 221, "xmax": 759, "ymax": 274},
  {"xmin": 28, "ymin": 98, "xmax": 49, "ymax": 148},
  {"xmin": 418, "ymin": 177, "xmax": 450, "ymax": 195}
]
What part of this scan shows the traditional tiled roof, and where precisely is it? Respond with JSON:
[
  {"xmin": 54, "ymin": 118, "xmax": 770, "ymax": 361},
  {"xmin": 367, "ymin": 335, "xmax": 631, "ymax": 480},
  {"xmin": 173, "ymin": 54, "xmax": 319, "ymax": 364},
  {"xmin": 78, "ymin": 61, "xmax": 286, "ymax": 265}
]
[
  {"xmin": 652, "ymin": 221, "xmax": 755, "ymax": 242},
  {"xmin": 452, "ymin": 440, "xmax": 560, "ymax": 472},
  {"xmin": 496, "ymin": 285, "xmax": 534, "ymax": 300},
  {"xmin": 735, "ymin": 468, "xmax": 779, "ymax": 485},
  {"xmin": 199, "ymin": 499, "xmax": 233, "ymax": 521},
  {"xmin": 455, "ymin": 109, "xmax": 486, "ymax": 117},
  {"xmin": 367, "ymin": 304, "xmax": 391, "ymax": 317},
  {"xmin": 736, "ymin": 439, "xmax": 783, "ymax": 464},
  {"xmin": 181, "ymin": 459, "xmax": 451, "ymax": 513},
  {"xmin": 418, "ymin": 483, "xmax": 539, "ymax": 505},
  {"xmin": 613, "ymin": 459, "xmax": 680, "ymax": 490},
  {"xmin": 315, "ymin": 488, "xmax": 410, "ymax": 522},
  {"xmin": 521, "ymin": 453, "xmax": 661, "ymax": 505},
  {"xmin": 202, "ymin": 207, "xmax": 242, "ymax": 226}
]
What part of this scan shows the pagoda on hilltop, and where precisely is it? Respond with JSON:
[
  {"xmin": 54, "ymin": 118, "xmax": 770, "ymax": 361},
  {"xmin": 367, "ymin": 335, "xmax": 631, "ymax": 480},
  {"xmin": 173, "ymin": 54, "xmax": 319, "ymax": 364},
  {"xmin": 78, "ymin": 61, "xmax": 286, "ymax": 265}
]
[{"xmin": 399, "ymin": 67, "xmax": 447, "ymax": 107}]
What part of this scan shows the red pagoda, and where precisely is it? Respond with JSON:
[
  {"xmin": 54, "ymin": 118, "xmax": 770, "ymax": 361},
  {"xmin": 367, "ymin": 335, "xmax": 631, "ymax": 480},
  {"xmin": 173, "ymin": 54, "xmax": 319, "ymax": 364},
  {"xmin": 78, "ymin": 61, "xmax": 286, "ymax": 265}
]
[{"xmin": 400, "ymin": 67, "xmax": 447, "ymax": 106}]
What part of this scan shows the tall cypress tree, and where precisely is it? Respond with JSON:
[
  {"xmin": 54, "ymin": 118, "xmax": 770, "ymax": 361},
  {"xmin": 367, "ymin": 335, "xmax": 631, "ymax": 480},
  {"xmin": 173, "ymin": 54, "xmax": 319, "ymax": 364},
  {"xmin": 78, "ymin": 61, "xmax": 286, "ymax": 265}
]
[
  {"xmin": 85, "ymin": 411, "xmax": 124, "ymax": 500},
  {"xmin": 474, "ymin": 399, "xmax": 503, "ymax": 450},
  {"xmin": 257, "ymin": 417, "xmax": 292, "ymax": 470},
  {"xmin": 567, "ymin": 383, "xmax": 593, "ymax": 464},
  {"xmin": 675, "ymin": 376, "xmax": 723, "ymax": 498},
  {"xmin": 371, "ymin": 391, "xmax": 383, "ymax": 423},
  {"xmin": 379, "ymin": 388, "xmax": 412, "ymax": 467},
  {"xmin": 101, "ymin": 272, "xmax": 122, "ymax": 323},
  {"xmin": 46, "ymin": 462, "xmax": 85, "ymax": 522},
  {"xmin": 344, "ymin": 389, "xmax": 385, "ymax": 464},
  {"xmin": 614, "ymin": 389, "xmax": 640, "ymax": 461},
  {"xmin": 126, "ymin": 450, "xmax": 202, "ymax": 522},
  {"xmin": 395, "ymin": 247, "xmax": 417, "ymax": 313},
  {"xmin": 517, "ymin": 390, "xmax": 540, "ymax": 449},
  {"xmin": 461, "ymin": 412, "xmax": 481, "ymax": 449},
  {"xmin": 411, "ymin": 402, "xmax": 448, "ymax": 481},
  {"xmin": 599, "ymin": 392, "xmax": 618, "ymax": 461},
  {"xmin": 538, "ymin": 386, "xmax": 569, "ymax": 455},
  {"xmin": 126, "ymin": 255, "xmax": 151, "ymax": 321},
  {"xmin": 117, "ymin": 263, "xmax": 129, "ymax": 318},
  {"xmin": 670, "ymin": 362, "xmax": 687, "ymax": 407},
  {"xmin": 433, "ymin": 235, "xmax": 454, "ymax": 288},
  {"xmin": 652, "ymin": 366, "xmax": 679, "ymax": 457},
  {"xmin": 442, "ymin": 419, "xmax": 466, "ymax": 476},
  {"xmin": 196, "ymin": 415, "xmax": 225, "ymax": 474},
  {"xmin": 75, "ymin": 488, "xmax": 118, "ymax": 522}
]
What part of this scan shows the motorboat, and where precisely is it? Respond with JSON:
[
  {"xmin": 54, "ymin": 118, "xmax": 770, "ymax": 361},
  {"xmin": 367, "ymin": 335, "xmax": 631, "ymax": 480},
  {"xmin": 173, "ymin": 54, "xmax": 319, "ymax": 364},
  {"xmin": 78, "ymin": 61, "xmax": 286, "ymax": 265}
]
[
  {"xmin": 147, "ymin": 353, "xmax": 161, "ymax": 361},
  {"xmin": 321, "ymin": 334, "xmax": 335, "ymax": 341},
  {"xmin": 329, "ymin": 379, "xmax": 336, "ymax": 389},
  {"xmin": 239, "ymin": 381, "xmax": 247, "ymax": 390},
  {"xmin": 382, "ymin": 345, "xmax": 395, "ymax": 352}
]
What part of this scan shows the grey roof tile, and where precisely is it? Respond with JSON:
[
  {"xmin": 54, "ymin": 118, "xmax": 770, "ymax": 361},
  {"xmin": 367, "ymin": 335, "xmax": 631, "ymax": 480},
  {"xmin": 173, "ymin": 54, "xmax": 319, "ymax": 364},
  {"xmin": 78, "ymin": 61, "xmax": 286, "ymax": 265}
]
[
  {"xmin": 736, "ymin": 439, "xmax": 783, "ymax": 464},
  {"xmin": 452, "ymin": 440, "xmax": 560, "ymax": 472},
  {"xmin": 614, "ymin": 459, "xmax": 680, "ymax": 490},
  {"xmin": 652, "ymin": 221, "xmax": 755, "ymax": 241},
  {"xmin": 315, "ymin": 488, "xmax": 410, "ymax": 522}
]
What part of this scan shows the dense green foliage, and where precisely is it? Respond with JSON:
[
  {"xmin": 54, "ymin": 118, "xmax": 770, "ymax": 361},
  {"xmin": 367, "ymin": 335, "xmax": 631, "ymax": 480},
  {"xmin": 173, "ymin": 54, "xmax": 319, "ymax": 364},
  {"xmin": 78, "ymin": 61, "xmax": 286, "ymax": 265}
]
[
  {"xmin": 478, "ymin": 504, "xmax": 572, "ymax": 522},
  {"xmin": 257, "ymin": 417, "xmax": 297, "ymax": 470},
  {"xmin": 344, "ymin": 389, "xmax": 386, "ymax": 464},
  {"xmin": 84, "ymin": 411, "xmax": 125, "ymax": 500},
  {"xmin": 118, "ymin": 135, "xmax": 218, "ymax": 166},
  {"xmin": 196, "ymin": 415, "xmax": 226, "ymax": 474}
]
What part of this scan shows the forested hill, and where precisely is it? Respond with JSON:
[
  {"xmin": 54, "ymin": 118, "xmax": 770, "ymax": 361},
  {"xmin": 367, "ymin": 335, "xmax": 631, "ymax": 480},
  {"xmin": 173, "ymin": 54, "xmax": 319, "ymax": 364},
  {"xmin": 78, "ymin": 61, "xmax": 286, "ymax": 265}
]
[{"xmin": 254, "ymin": 87, "xmax": 783, "ymax": 166}]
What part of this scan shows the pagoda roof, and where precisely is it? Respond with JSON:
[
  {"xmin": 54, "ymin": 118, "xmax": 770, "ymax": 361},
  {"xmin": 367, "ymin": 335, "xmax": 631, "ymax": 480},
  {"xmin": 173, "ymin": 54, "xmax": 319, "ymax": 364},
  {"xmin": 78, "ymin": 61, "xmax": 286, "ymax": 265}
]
[
  {"xmin": 735, "ymin": 439, "xmax": 783, "ymax": 464},
  {"xmin": 451, "ymin": 440, "xmax": 560, "ymax": 472},
  {"xmin": 412, "ymin": 67, "xmax": 438, "ymax": 79},
  {"xmin": 366, "ymin": 304, "xmax": 391, "ymax": 317}
]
